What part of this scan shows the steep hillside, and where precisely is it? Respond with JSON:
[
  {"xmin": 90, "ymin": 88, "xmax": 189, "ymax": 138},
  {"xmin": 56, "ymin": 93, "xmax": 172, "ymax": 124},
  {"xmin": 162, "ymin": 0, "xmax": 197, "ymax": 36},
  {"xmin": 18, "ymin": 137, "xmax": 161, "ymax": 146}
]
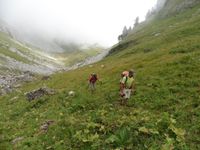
[
  {"xmin": 0, "ymin": 24, "xmax": 105, "ymax": 95},
  {"xmin": 0, "ymin": 0, "xmax": 200, "ymax": 149},
  {"xmin": 0, "ymin": 31, "xmax": 63, "ymax": 74},
  {"xmin": 157, "ymin": 0, "xmax": 200, "ymax": 17},
  {"xmin": 0, "ymin": 30, "xmax": 66, "ymax": 95},
  {"xmin": 0, "ymin": 28, "xmax": 105, "ymax": 75}
]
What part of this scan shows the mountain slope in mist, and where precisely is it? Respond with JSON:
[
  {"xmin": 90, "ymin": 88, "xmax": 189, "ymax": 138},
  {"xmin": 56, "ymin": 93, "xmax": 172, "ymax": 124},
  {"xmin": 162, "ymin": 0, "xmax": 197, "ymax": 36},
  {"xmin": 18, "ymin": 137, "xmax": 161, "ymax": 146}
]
[
  {"xmin": 0, "ymin": 22, "xmax": 105, "ymax": 95},
  {"xmin": 0, "ymin": 0, "xmax": 200, "ymax": 149},
  {"xmin": 0, "ymin": 18, "xmax": 106, "ymax": 74},
  {"xmin": 153, "ymin": 0, "xmax": 200, "ymax": 18},
  {"xmin": 0, "ymin": 30, "xmax": 63, "ymax": 75}
]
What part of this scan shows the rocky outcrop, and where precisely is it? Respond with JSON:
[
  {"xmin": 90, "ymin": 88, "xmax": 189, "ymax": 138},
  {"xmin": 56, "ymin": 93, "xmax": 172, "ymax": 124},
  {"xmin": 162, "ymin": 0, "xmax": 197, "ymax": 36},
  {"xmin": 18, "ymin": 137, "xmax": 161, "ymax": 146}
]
[
  {"xmin": 157, "ymin": 0, "xmax": 200, "ymax": 18},
  {"xmin": 41, "ymin": 76, "xmax": 50, "ymax": 81},
  {"xmin": 0, "ymin": 71, "xmax": 34, "ymax": 95},
  {"xmin": 25, "ymin": 87, "xmax": 55, "ymax": 101}
]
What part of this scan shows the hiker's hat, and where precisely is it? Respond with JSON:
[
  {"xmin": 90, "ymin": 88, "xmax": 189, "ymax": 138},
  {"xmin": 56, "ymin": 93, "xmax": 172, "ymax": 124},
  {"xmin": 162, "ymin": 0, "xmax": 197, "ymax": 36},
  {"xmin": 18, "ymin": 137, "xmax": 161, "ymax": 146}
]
[{"xmin": 122, "ymin": 71, "xmax": 129, "ymax": 76}]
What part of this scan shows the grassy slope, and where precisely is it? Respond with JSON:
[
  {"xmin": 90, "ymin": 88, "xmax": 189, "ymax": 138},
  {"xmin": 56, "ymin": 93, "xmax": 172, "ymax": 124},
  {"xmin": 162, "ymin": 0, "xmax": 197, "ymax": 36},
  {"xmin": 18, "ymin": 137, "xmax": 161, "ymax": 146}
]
[
  {"xmin": 0, "ymin": 2, "xmax": 200, "ymax": 150},
  {"xmin": 0, "ymin": 32, "xmax": 65, "ymax": 68},
  {"xmin": 0, "ymin": 32, "xmax": 32, "ymax": 64}
]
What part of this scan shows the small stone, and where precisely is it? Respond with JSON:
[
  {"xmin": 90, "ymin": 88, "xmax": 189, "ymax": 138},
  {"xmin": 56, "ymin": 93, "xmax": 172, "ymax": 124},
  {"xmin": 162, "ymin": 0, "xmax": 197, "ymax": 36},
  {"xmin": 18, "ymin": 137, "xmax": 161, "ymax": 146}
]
[
  {"xmin": 101, "ymin": 64, "xmax": 105, "ymax": 68},
  {"xmin": 41, "ymin": 76, "xmax": 50, "ymax": 80},
  {"xmin": 40, "ymin": 120, "xmax": 55, "ymax": 132},
  {"xmin": 10, "ymin": 96, "xmax": 19, "ymax": 101},
  {"xmin": 68, "ymin": 91, "xmax": 75, "ymax": 97},
  {"xmin": 11, "ymin": 137, "xmax": 24, "ymax": 145}
]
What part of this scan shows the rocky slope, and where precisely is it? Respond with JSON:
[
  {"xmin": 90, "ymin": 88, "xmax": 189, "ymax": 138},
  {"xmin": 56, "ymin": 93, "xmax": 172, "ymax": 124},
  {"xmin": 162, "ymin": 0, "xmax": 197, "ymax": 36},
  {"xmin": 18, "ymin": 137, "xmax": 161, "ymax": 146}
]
[
  {"xmin": 0, "ymin": 22, "xmax": 106, "ymax": 95},
  {"xmin": 157, "ymin": 0, "xmax": 200, "ymax": 17},
  {"xmin": 0, "ymin": 28, "xmax": 65, "ymax": 94}
]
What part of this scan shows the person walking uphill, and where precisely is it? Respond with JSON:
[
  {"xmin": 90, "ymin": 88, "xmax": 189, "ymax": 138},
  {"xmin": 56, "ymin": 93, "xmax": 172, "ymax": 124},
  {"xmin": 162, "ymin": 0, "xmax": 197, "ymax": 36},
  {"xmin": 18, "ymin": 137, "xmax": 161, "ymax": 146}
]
[
  {"xmin": 88, "ymin": 73, "xmax": 100, "ymax": 93},
  {"xmin": 120, "ymin": 71, "xmax": 129, "ymax": 98},
  {"xmin": 120, "ymin": 70, "xmax": 135, "ymax": 105}
]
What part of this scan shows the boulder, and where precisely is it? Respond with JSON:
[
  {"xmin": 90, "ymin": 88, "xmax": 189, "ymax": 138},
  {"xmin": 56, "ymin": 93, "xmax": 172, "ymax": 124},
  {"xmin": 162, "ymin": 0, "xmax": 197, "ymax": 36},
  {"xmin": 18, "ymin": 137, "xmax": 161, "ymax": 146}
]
[
  {"xmin": 0, "ymin": 85, "xmax": 13, "ymax": 95},
  {"xmin": 25, "ymin": 87, "xmax": 55, "ymax": 101},
  {"xmin": 41, "ymin": 76, "xmax": 50, "ymax": 81},
  {"xmin": 68, "ymin": 91, "xmax": 75, "ymax": 97}
]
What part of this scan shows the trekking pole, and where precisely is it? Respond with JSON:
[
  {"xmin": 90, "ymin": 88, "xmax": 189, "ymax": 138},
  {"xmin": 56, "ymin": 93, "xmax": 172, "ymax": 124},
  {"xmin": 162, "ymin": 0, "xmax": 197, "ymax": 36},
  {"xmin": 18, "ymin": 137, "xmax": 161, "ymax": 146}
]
[{"xmin": 87, "ymin": 82, "xmax": 90, "ymax": 90}]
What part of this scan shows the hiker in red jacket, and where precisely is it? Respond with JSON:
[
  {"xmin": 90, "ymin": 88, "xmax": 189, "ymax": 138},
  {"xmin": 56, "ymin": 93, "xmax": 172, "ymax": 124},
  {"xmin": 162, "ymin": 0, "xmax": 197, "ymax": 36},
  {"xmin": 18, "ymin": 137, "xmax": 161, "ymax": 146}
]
[{"xmin": 88, "ymin": 73, "xmax": 99, "ymax": 93}]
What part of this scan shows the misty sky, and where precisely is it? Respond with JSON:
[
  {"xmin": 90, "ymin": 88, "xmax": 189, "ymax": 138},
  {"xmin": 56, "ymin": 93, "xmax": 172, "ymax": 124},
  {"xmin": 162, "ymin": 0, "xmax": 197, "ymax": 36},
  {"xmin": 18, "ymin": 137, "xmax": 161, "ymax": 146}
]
[{"xmin": 0, "ymin": 0, "xmax": 157, "ymax": 46}]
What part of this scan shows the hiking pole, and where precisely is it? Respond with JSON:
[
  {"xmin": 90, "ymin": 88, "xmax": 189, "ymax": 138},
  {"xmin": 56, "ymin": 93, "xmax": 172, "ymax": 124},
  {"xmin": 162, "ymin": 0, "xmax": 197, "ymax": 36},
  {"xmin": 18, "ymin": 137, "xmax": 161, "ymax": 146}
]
[{"xmin": 87, "ymin": 82, "xmax": 90, "ymax": 90}]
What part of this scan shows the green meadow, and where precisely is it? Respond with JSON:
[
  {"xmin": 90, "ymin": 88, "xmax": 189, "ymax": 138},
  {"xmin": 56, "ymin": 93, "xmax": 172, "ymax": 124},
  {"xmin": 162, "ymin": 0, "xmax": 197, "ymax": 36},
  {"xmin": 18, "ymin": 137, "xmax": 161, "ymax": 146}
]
[{"xmin": 0, "ymin": 1, "xmax": 200, "ymax": 149}]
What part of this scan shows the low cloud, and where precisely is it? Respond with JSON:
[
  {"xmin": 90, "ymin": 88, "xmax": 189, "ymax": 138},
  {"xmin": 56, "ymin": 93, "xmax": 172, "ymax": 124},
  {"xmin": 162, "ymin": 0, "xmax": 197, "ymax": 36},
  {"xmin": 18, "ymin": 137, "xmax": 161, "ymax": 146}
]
[{"xmin": 0, "ymin": 0, "xmax": 157, "ymax": 50}]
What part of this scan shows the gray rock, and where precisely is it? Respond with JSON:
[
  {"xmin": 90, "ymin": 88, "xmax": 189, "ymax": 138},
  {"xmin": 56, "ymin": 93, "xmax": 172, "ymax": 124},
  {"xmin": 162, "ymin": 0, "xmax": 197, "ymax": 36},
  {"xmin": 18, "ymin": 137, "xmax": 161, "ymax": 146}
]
[
  {"xmin": 4, "ymin": 85, "xmax": 13, "ymax": 93},
  {"xmin": 40, "ymin": 120, "xmax": 55, "ymax": 132},
  {"xmin": 154, "ymin": 33, "xmax": 161, "ymax": 37},
  {"xmin": 11, "ymin": 137, "xmax": 24, "ymax": 145},
  {"xmin": 0, "ymin": 85, "xmax": 13, "ymax": 95},
  {"xmin": 41, "ymin": 76, "xmax": 50, "ymax": 80},
  {"xmin": 13, "ymin": 84, "xmax": 21, "ymax": 88},
  {"xmin": 25, "ymin": 87, "xmax": 55, "ymax": 101}
]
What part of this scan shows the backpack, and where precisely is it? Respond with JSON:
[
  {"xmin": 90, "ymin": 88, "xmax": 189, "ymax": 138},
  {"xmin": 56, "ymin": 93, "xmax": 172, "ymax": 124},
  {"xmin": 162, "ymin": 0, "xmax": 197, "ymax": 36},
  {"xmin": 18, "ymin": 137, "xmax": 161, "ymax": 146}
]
[{"xmin": 90, "ymin": 74, "xmax": 97, "ymax": 83}]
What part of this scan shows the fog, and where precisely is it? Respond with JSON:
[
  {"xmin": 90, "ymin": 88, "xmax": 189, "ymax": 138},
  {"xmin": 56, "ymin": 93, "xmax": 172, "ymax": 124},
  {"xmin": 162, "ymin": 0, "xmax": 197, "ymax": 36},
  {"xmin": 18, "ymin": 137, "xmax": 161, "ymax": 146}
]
[
  {"xmin": 0, "ymin": 0, "xmax": 157, "ymax": 48},
  {"xmin": 156, "ymin": 0, "xmax": 167, "ymax": 10}
]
